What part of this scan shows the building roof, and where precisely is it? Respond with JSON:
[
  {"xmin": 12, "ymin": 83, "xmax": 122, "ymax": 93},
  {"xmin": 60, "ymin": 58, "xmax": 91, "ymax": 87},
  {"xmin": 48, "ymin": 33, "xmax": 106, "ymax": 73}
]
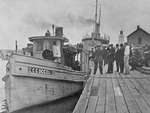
[
  {"xmin": 127, "ymin": 25, "xmax": 150, "ymax": 38},
  {"xmin": 29, "ymin": 36, "xmax": 69, "ymax": 42}
]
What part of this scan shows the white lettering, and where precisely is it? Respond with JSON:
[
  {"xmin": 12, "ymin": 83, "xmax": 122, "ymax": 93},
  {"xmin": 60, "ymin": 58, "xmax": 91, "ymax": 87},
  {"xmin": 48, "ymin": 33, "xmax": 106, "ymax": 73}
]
[{"xmin": 28, "ymin": 67, "xmax": 53, "ymax": 75}]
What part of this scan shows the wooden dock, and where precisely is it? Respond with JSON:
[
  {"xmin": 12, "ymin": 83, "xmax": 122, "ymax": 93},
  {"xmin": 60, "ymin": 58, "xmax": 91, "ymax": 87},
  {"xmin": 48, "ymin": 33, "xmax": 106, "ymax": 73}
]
[{"xmin": 73, "ymin": 70, "xmax": 150, "ymax": 113}]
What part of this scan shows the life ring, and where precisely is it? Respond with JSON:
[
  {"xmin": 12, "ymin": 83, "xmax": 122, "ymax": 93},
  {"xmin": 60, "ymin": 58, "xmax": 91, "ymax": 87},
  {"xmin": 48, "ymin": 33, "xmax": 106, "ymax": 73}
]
[{"xmin": 42, "ymin": 49, "xmax": 54, "ymax": 60}]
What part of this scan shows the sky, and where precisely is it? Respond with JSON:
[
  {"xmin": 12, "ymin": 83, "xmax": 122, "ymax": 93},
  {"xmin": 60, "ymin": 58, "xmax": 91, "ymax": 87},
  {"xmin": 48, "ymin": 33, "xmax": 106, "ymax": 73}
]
[{"xmin": 0, "ymin": 0, "xmax": 150, "ymax": 49}]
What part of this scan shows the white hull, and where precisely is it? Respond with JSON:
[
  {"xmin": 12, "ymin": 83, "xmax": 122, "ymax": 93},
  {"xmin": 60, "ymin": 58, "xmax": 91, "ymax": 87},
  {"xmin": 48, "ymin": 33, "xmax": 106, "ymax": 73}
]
[{"xmin": 3, "ymin": 54, "xmax": 85, "ymax": 113}]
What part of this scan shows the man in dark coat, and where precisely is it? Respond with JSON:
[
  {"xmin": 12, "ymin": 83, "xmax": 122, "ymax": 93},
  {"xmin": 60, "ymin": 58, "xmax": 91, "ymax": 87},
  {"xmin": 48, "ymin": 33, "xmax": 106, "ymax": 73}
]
[
  {"xmin": 93, "ymin": 45, "xmax": 104, "ymax": 75},
  {"xmin": 118, "ymin": 44, "xmax": 125, "ymax": 73},
  {"xmin": 115, "ymin": 44, "xmax": 120, "ymax": 72},
  {"xmin": 107, "ymin": 44, "xmax": 115, "ymax": 73}
]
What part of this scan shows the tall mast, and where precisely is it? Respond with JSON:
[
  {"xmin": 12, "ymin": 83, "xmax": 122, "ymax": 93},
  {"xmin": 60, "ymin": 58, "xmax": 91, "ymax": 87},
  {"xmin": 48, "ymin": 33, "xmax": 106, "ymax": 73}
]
[
  {"xmin": 98, "ymin": 2, "xmax": 101, "ymax": 34},
  {"xmin": 95, "ymin": 0, "xmax": 98, "ymax": 33}
]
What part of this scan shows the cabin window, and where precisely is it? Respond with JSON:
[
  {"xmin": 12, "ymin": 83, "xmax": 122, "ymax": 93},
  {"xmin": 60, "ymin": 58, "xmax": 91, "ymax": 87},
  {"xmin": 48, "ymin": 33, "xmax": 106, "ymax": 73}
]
[
  {"xmin": 138, "ymin": 37, "xmax": 142, "ymax": 44},
  {"xmin": 36, "ymin": 41, "xmax": 43, "ymax": 51},
  {"xmin": 48, "ymin": 41, "xmax": 53, "ymax": 50}
]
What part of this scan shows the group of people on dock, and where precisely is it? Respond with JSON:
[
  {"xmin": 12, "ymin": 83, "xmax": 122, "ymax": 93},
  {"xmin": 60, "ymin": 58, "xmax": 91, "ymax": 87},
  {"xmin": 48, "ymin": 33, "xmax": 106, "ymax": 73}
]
[{"xmin": 89, "ymin": 42, "xmax": 131, "ymax": 75}]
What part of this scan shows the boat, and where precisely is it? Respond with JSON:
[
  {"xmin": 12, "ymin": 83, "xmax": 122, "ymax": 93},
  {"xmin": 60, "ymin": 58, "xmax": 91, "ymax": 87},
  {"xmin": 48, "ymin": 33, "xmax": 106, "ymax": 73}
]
[{"xmin": 2, "ymin": 27, "xmax": 87, "ymax": 113}]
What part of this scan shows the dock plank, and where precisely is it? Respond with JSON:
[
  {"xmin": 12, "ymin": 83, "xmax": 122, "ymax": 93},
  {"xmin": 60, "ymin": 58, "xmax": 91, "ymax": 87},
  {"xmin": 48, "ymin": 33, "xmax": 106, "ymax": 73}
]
[
  {"xmin": 121, "ymin": 73, "xmax": 150, "ymax": 113},
  {"xmin": 117, "ymin": 73, "xmax": 141, "ymax": 113},
  {"xmin": 73, "ymin": 70, "xmax": 150, "ymax": 113},
  {"xmin": 105, "ymin": 77, "xmax": 117, "ymax": 113},
  {"xmin": 124, "ymin": 72, "xmax": 150, "ymax": 112},
  {"xmin": 124, "ymin": 71, "xmax": 150, "ymax": 105},
  {"xmin": 85, "ymin": 96, "xmax": 98, "ymax": 113},
  {"xmin": 73, "ymin": 78, "xmax": 94, "ymax": 113},
  {"xmin": 130, "ymin": 71, "xmax": 150, "ymax": 94},
  {"xmin": 95, "ymin": 78, "xmax": 106, "ymax": 113},
  {"xmin": 85, "ymin": 76, "xmax": 100, "ymax": 113},
  {"xmin": 112, "ymin": 77, "xmax": 129, "ymax": 113},
  {"xmin": 90, "ymin": 78, "xmax": 99, "ymax": 96}
]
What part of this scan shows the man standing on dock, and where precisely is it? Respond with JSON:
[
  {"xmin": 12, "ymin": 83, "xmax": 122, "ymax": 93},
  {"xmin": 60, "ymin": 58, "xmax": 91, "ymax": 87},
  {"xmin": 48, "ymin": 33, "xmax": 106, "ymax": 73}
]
[
  {"xmin": 115, "ymin": 44, "xmax": 120, "ymax": 72},
  {"xmin": 93, "ymin": 45, "xmax": 104, "ymax": 75},
  {"xmin": 107, "ymin": 44, "xmax": 115, "ymax": 73},
  {"xmin": 124, "ymin": 42, "xmax": 130, "ymax": 74},
  {"xmin": 119, "ymin": 44, "xmax": 125, "ymax": 73}
]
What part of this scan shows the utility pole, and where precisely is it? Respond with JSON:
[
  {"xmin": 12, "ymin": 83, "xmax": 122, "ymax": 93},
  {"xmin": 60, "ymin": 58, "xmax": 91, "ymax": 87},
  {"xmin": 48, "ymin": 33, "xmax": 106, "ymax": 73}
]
[{"xmin": 15, "ymin": 40, "xmax": 18, "ymax": 53}]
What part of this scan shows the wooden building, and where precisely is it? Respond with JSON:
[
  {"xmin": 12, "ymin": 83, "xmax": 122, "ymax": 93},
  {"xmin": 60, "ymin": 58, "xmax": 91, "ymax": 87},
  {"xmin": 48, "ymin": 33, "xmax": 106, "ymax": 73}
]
[{"xmin": 127, "ymin": 25, "xmax": 150, "ymax": 47}]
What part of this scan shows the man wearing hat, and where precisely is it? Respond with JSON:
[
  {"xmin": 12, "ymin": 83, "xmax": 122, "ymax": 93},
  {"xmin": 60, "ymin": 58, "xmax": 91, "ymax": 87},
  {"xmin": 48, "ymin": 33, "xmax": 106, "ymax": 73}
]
[
  {"xmin": 115, "ymin": 44, "xmax": 120, "ymax": 72},
  {"xmin": 92, "ymin": 44, "xmax": 104, "ymax": 75},
  {"xmin": 107, "ymin": 44, "xmax": 115, "ymax": 73}
]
